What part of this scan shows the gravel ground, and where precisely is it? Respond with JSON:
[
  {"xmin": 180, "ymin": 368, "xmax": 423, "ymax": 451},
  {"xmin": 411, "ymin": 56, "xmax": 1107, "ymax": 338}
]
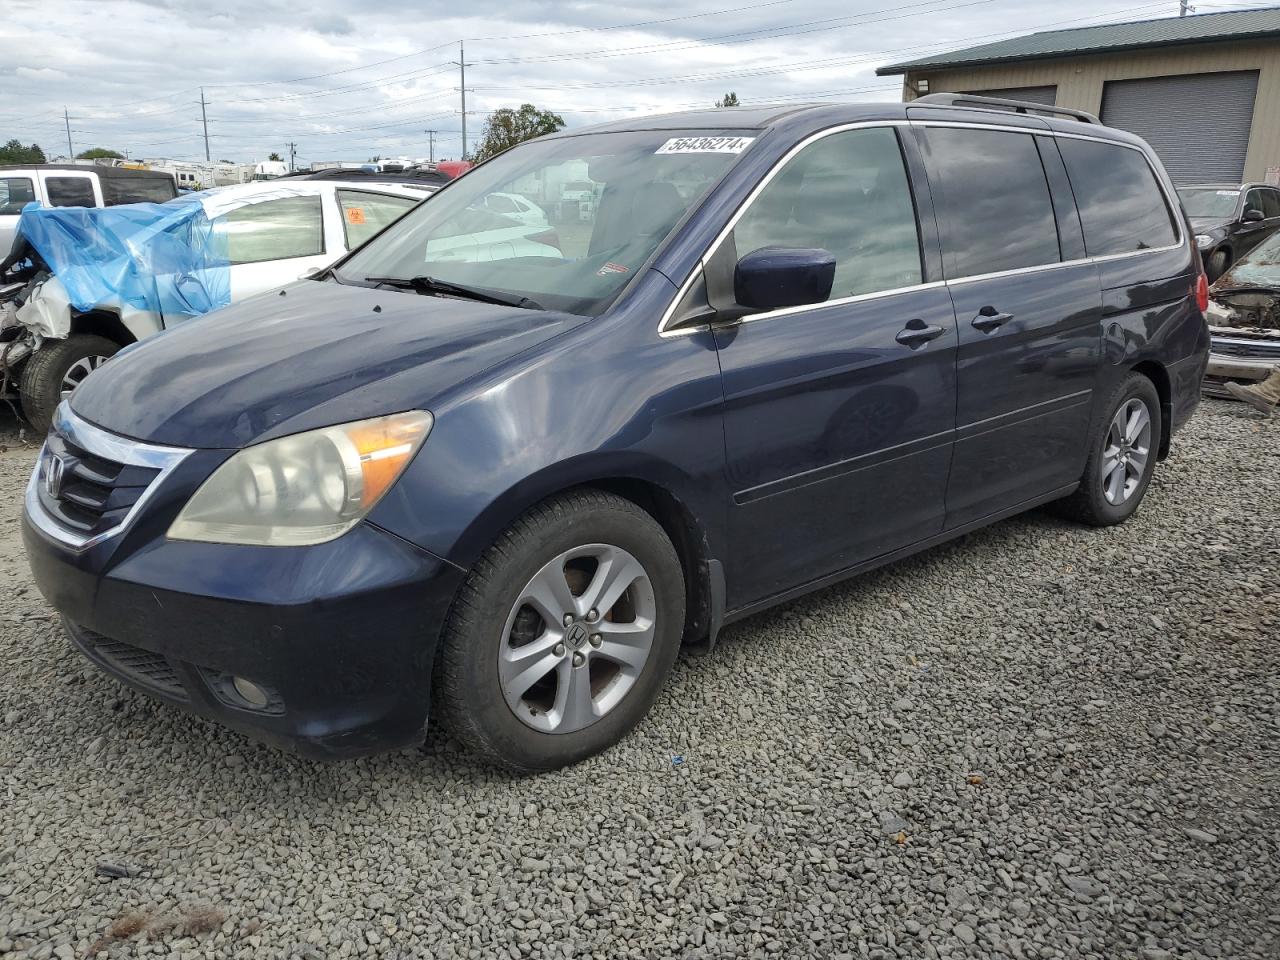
[{"xmin": 0, "ymin": 400, "xmax": 1277, "ymax": 960}]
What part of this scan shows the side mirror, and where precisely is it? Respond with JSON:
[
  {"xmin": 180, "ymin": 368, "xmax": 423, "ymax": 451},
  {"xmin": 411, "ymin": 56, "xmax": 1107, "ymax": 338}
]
[
  {"xmin": 1243, "ymin": 208, "xmax": 1265, "ymax": 223},
  {"xmin": 734, "ymin": 246, "xmax": 836, "ymax": 312}
]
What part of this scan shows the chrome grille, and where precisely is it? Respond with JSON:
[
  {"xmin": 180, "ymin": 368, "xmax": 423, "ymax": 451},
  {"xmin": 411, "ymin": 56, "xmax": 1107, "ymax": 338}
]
[
  {"xmin": 25, "ymin": 404, "xmax": 192, "ymax": 551},
  {"xmin": 1210, "ymin": 336, "xmax": 1280, "ymax": 361}
]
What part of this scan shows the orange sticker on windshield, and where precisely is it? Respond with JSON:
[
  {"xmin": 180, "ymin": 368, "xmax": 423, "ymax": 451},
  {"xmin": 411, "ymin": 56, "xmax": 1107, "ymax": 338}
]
[{"xmin": 346, "ymin": 207, "xmax": 366, "ymax": 224}]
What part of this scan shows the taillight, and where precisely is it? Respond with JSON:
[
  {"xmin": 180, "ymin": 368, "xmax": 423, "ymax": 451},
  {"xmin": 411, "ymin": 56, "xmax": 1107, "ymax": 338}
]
[
  {"xmin": 1194, "ymin": 273, "xmax": 1209, "ymax": 313},
  {"xmin": 529, "ymin": 229, "xmax": 562, "ymax": 253}
]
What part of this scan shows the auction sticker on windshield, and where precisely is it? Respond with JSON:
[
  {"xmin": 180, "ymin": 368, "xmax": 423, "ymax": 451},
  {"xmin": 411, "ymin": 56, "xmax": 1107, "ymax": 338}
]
[{"xmin": 655, "ymin": 136, "xmax": 755, "ymax": 155}]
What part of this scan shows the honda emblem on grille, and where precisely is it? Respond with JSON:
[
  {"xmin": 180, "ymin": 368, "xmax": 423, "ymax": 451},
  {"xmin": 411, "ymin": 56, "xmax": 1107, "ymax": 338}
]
[{"xmin": 43, "ymin": 452, "xmax": 66, "ymax": 499}]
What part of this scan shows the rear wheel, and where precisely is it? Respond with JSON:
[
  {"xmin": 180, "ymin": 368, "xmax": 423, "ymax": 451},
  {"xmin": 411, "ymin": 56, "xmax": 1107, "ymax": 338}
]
[
  {"xmin": 19, "ymin": 334, "xmax": 119, "ymax": 433},
  {"xmin": 1055, "ymin": 373, "xmax": 1161, "ymax": 526},
  {"xmin": 436, "ymin": 490, "xmax": 685, "ymax": 772}
]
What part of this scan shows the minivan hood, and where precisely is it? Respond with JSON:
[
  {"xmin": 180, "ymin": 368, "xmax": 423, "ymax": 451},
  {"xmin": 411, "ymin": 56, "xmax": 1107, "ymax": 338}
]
[{"xmin": 69, "ymin": 280, "xmax": 584, "ymax": 448}]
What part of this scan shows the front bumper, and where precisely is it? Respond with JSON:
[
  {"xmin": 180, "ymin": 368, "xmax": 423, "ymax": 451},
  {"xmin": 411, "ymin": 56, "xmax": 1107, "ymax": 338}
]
[
  {"xmin": 1204, "ymin": 332, "xmax": 1280, "ymax": 396},
  {"xmin": 23, "ymin": 511, "xmax": 465, "ymax": 760}
]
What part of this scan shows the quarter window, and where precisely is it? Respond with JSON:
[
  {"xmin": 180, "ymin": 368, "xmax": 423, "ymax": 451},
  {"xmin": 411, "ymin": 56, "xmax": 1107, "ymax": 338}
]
[
  {"xmin": 921, "ymin": 128, "xmax": 1060, "ymax": 278},
  {"xmin": 44, "ymin": 176, "xmax": 96, "ymax": 208},
  {"xmin": 215, "ymin": 195, "xmax": 324, "ymax": 264},
  {"xmin": 0, "ymin": 177, "xmax": 36, "ymax": 215},
  {"xmin": 1056, "ymin": 138, "xmax": 1178, "ymax": 256},
  {"xmin": 337, "ymin": 190, "xmax": 420, "ymax": 249},
  {"xmin": 731, "ymin": 127, "xmax": 923, "ymax": 301}
]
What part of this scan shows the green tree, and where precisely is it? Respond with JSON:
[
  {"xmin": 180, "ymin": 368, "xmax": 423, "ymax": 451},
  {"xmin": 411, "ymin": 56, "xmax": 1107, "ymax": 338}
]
[
  {"xmin": 473, "ymin": 104, "xmax": 565, "ymax": 162},
  {"xmin": 75, "ymin": 147, "xmax": 124, "ymax": 160},
  {"xmin": 268, "ymin": 152, "xmax": 282, "ymax": 162},
  {"xmin": 715, "ymin": 92, "xmax": 740, "ymax": 107},
  {"xmin": 0, "ymin": 139, "xmax": 46, "ymax": 164}
]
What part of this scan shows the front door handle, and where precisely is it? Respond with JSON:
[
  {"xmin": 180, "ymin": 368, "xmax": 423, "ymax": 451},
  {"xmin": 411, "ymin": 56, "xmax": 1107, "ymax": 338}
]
[
  {"xmin": 896, "ymin": 318, "xmax": 947, "ymax": 349},
  {"xmin": 972, "ymin": 305, "xmax": 1014, "ymax": 334}
]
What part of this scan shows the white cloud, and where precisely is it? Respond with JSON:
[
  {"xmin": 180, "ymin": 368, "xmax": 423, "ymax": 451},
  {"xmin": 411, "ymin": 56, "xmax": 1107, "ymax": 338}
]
[{"xmin": 0, "ymin": 0, "xmax": 1184, "ymax": 164}]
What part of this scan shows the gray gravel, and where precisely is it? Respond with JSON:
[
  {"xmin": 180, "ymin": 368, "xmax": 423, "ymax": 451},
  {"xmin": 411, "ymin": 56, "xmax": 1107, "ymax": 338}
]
[{"xmin": 0, "ymin": 399, "xmax": 1277, "ymax": 959}]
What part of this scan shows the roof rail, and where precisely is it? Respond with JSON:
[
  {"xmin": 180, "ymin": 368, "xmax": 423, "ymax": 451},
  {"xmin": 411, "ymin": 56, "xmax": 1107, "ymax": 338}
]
[{"xmin": 911, "ymin": 93, "xmax": 1100, "ymax": 125}]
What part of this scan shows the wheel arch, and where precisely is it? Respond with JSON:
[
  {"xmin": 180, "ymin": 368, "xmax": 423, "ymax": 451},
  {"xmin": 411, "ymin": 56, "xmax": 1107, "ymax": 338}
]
[
  {"xmin": 69, "ymin": 310, "xmax": 138, "ymax": 347},
  {"xmin": 1129, "ymin": 359, "xmax": 1172, "ymax": 460},
  {"xmin": 438, "ymin": 459, "xmax": 724, "ymax": 650}
]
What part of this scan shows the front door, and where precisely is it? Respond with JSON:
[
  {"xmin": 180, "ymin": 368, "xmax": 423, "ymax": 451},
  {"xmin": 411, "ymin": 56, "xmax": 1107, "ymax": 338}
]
[
  {"xmin": 915, "ymin": 125, "xmax": 1102, "ymax": 528},
  {"xmin": 712, "ymin": 125, "xmax": 957, "ymax": 607}
]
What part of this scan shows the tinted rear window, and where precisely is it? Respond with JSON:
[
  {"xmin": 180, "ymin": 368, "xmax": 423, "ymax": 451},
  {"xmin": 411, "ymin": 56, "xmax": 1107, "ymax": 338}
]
[
  {"xmin": 1057, "ymin": 139, "xmax": 1178, "ymax": 256},
  {"xmin": 101, "ymin": 175, "xmax": 178, "ymax": 205},
  {"xmin": 920, "ymin": 127, "xmax": 1061, "ymax": 279},
  {"xmin": 44, "ymin": 177, "xmax": 95, "ymax": 207}
]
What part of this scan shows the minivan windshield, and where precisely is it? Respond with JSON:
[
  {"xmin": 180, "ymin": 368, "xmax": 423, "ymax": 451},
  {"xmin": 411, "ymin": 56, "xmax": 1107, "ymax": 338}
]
[
  {"xmin": 1178, "ymin": 187, "xmax": 1239, "ymax": 219},
  {"xmin": 335, "ymin": 129, "xmax": 758, "ymax": 315}
]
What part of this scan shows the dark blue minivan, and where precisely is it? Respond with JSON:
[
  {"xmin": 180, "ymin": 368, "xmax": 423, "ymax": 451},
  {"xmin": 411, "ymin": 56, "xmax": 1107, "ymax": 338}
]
[{"xmin": 23, "ymin": 96, "xmax": 1209, "ymax": 770}]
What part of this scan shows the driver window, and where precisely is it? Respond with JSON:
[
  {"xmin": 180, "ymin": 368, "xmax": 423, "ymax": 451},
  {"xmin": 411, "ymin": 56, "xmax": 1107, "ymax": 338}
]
[
  {"xmin": 731, "ymin": 127, "xmax": 922, "ymax": 302},
  {"xmin": 1245, "ymin": 189, "xmax": 1267, "ymax": 217}
]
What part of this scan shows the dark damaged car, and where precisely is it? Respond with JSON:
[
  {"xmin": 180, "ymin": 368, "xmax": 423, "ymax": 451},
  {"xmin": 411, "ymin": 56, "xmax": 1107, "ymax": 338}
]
[{"xmin": 1203, "ymin": 230, "xmax": 1280, "ymax": 396}]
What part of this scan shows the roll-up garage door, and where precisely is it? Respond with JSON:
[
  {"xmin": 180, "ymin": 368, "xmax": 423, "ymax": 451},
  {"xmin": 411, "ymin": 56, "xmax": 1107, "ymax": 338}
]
[
  {"xmin": 1101, "ymin": 71, "xmax": 1258, "ymax": 184},
  {"xmin": 962, "ymin": 85, "xmax": 1057, "ymax": 105}
]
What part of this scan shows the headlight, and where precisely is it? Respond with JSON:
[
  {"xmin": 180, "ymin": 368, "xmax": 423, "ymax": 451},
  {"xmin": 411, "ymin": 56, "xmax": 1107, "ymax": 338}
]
[
  {"xmin": 168, "ymin": 411, "xmax": 432, "ymax": 546},
  {"xmin": 1195, "ymin": 234, "xmax": 1215, "ymax": 248}
]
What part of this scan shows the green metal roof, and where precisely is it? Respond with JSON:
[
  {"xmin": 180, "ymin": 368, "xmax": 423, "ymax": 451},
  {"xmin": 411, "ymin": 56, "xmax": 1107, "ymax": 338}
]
[{"xmin": 876, "ymin": 7, "xmax": 1280, "ymax": 75}]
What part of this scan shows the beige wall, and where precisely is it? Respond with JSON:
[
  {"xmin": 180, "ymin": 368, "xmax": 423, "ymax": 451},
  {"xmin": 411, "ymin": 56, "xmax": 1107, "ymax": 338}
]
[{"xmin": 901, "ymin": 39, "xmax": 1280, "ymax": 181}]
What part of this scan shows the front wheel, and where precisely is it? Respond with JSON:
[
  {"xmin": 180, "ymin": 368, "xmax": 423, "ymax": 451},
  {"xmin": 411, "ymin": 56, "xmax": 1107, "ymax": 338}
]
[
  {"xmin": 19, "ymin": 334, "xmax": 119, "ymax": 433},
  {"xmin": 1206, "ymin": 249, "xmax": 1230, "ymax": 282},
  {"xmin": 1055, "ymin": 373, "xmax": 1162, "ymax": 526},
  {"xmin": 436, "ymin": 490, "xmax": 686, "ymax": 772}
]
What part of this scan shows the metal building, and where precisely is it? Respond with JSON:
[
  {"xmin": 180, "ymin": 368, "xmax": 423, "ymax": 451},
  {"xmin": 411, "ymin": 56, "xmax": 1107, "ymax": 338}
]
[{"xmin": 877, "ymin": 7, "xmax": 1280, "ymax": 184}]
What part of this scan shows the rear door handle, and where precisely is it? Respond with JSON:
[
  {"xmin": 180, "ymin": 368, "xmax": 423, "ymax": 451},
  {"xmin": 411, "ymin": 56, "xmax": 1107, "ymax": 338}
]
[
  {"xmin": 896, "ymin": 318, "xmax": 947, "ymax": 349},
  {"xmin": 972, "ymin": 306, "xmax": 1013, "ymax": 334}
]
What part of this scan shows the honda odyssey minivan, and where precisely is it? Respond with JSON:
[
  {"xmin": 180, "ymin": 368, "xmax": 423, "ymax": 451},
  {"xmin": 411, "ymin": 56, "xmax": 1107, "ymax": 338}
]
[{"xmin": 23, "ymin": 96, "xmax": 1210, "ymax": 771}]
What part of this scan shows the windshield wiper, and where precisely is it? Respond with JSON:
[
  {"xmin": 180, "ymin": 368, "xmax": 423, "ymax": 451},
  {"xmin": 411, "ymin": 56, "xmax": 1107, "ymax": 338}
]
[{"xmin": 364, "ymin": 275, "xmax": 542, "ymax": 310}]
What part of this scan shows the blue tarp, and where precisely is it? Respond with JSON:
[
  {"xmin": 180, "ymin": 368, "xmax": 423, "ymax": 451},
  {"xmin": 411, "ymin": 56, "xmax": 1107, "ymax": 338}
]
[{"xmin": 15, "ymin": 196, "xmax": 231, "ymax": 319}]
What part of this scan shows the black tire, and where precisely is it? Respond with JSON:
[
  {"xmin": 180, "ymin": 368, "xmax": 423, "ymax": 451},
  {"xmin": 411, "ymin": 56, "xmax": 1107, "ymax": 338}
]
[
  {"xmin": 1054, "ymin": 372, "xmax": 1162, "ymax": 526},
  {"xmin": 1206, "ymin": 249, "xmax": 1230, "ymax": 283},
  {"xmin": 436, "ymin": 489, "xmax": 685, "ymax": 773},
  {"xmin": 19, "ymin": 334, "xmax": 119, "ymax": 433}
]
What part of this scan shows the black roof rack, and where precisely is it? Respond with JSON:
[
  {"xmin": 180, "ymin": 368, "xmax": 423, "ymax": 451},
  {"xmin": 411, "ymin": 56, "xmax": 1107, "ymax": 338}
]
[{"xmin": 911, "ymin": 93, "xmax": 1099, "ymax": 124}]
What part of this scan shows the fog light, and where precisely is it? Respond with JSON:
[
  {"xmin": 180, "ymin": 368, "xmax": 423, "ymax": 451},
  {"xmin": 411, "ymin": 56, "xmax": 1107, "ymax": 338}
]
[{"xmin": 231, "ymin": 676, "xmax": 270, "ymax": 708}]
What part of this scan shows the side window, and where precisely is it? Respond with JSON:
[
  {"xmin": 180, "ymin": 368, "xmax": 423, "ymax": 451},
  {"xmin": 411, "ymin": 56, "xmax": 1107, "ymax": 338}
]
[
  {"xmin": 920, "ymin": 127, "xmax": 1060, "ymax": 278},
  {"xmin": 216, "ymin": 195, "xmax": 324, "ymax": 264},
  {"xmin": 101, "ymin": 177, "xmax": 178, "ymax": 205},
  {"xmin": 0, "ymin": 177, "xmax": 36, "ymax": 215},
  {"xmin": 1244, "ymin": 188, "xmax": 1268, "ymax": 218},
  {"xmin": 1057, "ymin": 138, "xmax": 1178, "ymax": 256},
  {"xmin": 1263, "ymin": 189, "xmax": 1280, "ymax": 219},
  {"xmin": 44, "ymin": 177, "xmax": 96, "ymax": 208},
  {"xmin": 732, "ymin": 126, "xmax": 923, "ymax": 301},
  {"xmin": 337, "ymin": 190, "xmax": 419, "ymax": 249}
]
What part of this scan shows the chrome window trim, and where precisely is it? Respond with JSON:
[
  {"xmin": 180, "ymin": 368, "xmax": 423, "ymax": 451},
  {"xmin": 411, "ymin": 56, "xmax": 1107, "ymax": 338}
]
[
  {"xmin": 24, "ymin": 403, "xmax": 193, "ymax": 553},
  {"xmin": 657, "ymin": 117, "xmax": 1189, "ymax": 339}
]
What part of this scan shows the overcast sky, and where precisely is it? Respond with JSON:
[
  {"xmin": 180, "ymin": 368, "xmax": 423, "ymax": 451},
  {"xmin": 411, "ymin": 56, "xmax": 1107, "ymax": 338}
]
[{"xmin": 0, "ymin": 0, "xmax": 1254, "ymax": 166}]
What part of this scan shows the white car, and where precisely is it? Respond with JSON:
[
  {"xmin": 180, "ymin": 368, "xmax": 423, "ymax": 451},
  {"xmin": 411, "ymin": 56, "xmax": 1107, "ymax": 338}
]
[
  {"xmin": 1, "ymin": 179, "xmax": 433, "ymax": 431},
  {"xmin": 477, "ymin": 192, "xmax": 548, "ymax": 228}
]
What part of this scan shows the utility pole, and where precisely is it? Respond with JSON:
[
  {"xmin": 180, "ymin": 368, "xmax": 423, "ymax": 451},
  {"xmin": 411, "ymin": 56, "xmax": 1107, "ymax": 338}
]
[
  {"xmin": 286, "ymin": 141, "xmax": 297, "ymax": 173},
  {"xmin": 424, "ymin": 129, "xmax": 438, "ymax": 162},
  {"xmin": 452, "ymin": 41, "xmax": 472, "ymax": 160},
  {"xmin": 199, "ymin": 87, "xmax": 211, "ymax": 161},
  {"xmin": 63, "ymin": 107, "xmax": 73, "ymax": 159},
  {"xmin": 1179, "ymin": 0, "xmax": 1193, "ymax": 15}
]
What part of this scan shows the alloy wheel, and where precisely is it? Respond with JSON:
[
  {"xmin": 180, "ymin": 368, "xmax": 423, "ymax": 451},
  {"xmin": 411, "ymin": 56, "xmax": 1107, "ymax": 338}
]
[
  {"xmin": 499, "ymin": 543, "xmax": 656, "ymax": 734},
  {"xmin": 1101, "ymin": 397, "xmax": 1152, "ymax": 505},
  {"xmin": 60, "ymin": 355, "xmax": 110, "ymax": 398}
]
